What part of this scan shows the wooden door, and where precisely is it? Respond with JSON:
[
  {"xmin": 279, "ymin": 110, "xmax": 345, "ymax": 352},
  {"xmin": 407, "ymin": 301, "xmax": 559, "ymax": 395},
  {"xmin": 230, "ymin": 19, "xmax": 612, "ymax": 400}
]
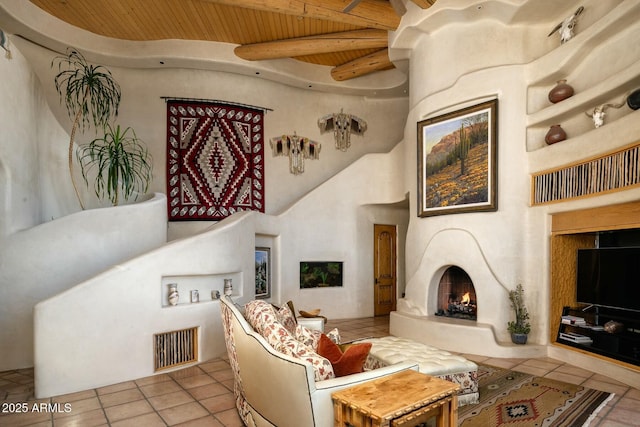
[{"xmin": 374, "ymin": 224, "xmax": 397, "ymax": 316}]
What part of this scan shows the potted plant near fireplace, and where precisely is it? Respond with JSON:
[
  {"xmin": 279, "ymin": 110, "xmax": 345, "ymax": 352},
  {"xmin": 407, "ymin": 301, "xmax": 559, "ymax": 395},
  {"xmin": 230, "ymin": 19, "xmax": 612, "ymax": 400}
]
[{"xmin": 507, "ymin": 284, "xmax": 531, "ymax": 344}]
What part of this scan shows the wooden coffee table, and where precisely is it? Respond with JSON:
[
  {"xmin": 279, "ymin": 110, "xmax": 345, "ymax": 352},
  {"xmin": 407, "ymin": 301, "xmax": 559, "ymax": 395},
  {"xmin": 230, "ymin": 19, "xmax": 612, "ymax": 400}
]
[{"xmin": 332, "ymin": 369, "xmax": 459, "ymax": 427}]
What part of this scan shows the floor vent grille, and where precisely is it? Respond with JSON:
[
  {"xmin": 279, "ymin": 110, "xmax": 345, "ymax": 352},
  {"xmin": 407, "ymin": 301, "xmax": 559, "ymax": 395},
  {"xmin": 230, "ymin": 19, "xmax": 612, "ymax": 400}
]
[
  {"xmin": 531, "ymin": 142, "xmax": 640, "ymax": 205},
  {"xmin": 154, "ymin": 327, "xmax": 198, "ymax": 371}
]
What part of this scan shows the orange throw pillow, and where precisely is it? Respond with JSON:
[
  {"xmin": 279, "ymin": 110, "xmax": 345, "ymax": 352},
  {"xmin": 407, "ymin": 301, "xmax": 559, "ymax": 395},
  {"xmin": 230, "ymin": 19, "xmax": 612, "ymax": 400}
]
[{"xmin": 317, "ymin": 334, "xmax": 372, "ymax": 377}]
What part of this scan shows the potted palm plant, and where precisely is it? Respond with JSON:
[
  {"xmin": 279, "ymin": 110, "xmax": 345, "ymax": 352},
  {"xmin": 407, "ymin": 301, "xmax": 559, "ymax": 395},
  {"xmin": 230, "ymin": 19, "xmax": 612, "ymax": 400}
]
[
  {"xmin": 53, "ymin": 48, "xmax": 121, "ymax": 209},
  {"xmin": 77, "ymin": 124, "xmax": 152, "ymax": 206},
  {"xmin": 507, "ymin": 284, "xmax": 531, "ymax": 344}
]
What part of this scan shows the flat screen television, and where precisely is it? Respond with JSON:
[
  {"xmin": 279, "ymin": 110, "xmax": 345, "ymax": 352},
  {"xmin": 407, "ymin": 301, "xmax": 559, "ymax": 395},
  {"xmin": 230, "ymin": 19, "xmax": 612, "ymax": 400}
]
[{"xmin": 576, "ymin": 247, "xmax": 640, "ymax": 312}]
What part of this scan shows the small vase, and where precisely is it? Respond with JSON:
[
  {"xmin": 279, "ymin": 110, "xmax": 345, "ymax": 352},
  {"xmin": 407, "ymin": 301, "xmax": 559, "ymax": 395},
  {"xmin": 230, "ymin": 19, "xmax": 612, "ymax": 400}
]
[
  {"xmin": 548, "ymin": 79, "xmax": 574, "ymax": 103},
  {"xmin": 545, "ymin": 124, "xmax": 567, "ymax": 145},
  {"xmin": 511, "ymin": 333, "xmax": 528, "ymax": 345},
  {"xmin": 627, "ymin": 88, "xmax": 640, "ymax": 110},
  {"xmin": 168, "ymin": 283, "xmax": 179, "ymax": 306},
  {"xmin": 224, "ymin": 279, "xmax": 233, "ymax": 296}
]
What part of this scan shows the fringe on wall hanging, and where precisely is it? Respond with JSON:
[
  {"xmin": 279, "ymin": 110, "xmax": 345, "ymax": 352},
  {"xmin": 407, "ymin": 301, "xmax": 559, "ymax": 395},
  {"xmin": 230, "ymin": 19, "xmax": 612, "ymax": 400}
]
[
  {"xmin": 270, "ymin": 132, "xmax": 321, "ymax": 175},
  {"xmin": 317, "ymin": 108, "xmax": 367, "ymax": 152}
]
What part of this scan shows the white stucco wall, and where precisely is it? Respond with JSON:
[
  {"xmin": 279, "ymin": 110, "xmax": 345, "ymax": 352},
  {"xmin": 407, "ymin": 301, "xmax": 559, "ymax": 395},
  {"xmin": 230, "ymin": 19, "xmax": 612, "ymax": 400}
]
[{"xmin": 394, "ymin": 0, "xmax": 640, "ymax": 361}]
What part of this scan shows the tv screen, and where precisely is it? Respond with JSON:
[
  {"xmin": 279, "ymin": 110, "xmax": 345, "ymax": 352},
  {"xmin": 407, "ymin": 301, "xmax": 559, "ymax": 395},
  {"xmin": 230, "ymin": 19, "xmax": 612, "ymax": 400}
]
[{"xmin": 576, "ymin": 247, "xmax": 640, "ymax": 312}]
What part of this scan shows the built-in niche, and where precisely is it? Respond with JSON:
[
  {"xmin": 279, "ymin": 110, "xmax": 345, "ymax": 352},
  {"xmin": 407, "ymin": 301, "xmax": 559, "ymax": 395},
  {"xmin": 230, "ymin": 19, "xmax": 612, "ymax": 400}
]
[{"xmin": 434, "ymin": 266, "xmax": 477, "ymax": 320}]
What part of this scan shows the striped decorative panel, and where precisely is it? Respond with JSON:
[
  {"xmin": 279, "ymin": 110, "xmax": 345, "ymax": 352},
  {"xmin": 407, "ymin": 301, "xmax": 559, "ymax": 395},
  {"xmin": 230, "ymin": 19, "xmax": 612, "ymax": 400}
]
[
  {"xmin": 154, "ymin": 327, "xmax": 198, "ymax": 371},
  {"xmin": 531, "ymin": 142, "xmax": 640, "ymax": 205}
]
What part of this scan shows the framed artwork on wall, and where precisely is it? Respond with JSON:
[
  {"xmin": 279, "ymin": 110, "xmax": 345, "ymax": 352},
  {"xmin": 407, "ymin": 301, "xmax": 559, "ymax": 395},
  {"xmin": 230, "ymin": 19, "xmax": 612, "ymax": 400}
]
[
  {"xmin": 299, "ymin": 261, "xmax": 343, "ymax": 288},
  {"xmin": 417, "ymin": 99, "xmax": 498, "ymax": 217},
  {"xmin": 255, "ymin": 247, "xmax": 271, "ymax": 299}
]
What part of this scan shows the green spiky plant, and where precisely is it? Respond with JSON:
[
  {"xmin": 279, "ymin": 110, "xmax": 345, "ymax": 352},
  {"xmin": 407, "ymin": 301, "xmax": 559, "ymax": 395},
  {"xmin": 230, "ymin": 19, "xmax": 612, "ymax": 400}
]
[
  {"xmin": 53, "ymin": 48, "xmax": 122, "ymax": 209},
  {"xmin": 77, "ymin": 124, "xmax": 152, "ymax": 206},
  {"xmin": 507, "ymin": 284, "xmax": 531, "ymax": 335}
]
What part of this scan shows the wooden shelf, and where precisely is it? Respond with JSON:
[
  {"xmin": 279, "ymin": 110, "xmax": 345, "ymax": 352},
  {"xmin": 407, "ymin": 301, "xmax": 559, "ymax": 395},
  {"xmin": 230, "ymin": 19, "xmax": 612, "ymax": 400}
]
[{"xmin": 525, "ymin": 1, "xmax": 640, "ymax": 152}]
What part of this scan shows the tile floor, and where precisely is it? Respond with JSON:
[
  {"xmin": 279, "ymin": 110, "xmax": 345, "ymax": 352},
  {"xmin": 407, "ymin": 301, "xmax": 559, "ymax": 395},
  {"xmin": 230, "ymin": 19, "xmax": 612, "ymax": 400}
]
[{"xmin": 1, "ymin": 316, "xmax": 639, "ymax": 426}]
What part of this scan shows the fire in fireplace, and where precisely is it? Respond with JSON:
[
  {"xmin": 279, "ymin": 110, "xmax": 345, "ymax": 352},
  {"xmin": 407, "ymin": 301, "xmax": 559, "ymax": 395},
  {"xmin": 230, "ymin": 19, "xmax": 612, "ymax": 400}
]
[{"xmin": 435, "ymin": 266, "xmax": 477, "ymax": 320}]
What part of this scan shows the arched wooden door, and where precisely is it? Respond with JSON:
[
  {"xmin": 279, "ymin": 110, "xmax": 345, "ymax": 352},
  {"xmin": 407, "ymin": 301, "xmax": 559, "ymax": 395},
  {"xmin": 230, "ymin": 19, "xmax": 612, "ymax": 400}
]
[{"xmin": 374, "ymin": 224, "xmax": 397, "ymax": 316}]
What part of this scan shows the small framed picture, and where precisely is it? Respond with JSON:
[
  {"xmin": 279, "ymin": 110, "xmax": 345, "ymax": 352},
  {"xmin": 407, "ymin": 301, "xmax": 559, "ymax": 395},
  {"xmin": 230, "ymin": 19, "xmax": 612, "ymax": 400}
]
[{"xmin": 255, "ymin": 247, "xmax": 271, "ymax": 299}]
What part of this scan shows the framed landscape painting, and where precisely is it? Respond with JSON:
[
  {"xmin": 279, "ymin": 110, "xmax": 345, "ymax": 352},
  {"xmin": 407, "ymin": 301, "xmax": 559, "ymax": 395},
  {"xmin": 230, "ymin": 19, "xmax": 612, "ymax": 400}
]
[
  {"xmin": 417, "ymin": 99, "xmax": 498, "ymax": 217},
  {"xmin": 255, "ymin": 247, "xmax": 271, "ymax": 299}
]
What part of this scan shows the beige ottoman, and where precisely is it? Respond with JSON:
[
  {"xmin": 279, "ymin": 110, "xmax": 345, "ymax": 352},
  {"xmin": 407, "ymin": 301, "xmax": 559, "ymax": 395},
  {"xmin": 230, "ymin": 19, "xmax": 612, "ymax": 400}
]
[{"xmin": 359, "ymin": 336, "xmax": 479, "ymax": 406}]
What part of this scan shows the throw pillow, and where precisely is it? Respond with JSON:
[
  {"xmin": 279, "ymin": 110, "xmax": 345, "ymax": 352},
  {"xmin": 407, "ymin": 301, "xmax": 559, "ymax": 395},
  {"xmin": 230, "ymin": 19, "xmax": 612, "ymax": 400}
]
[
  {"xmin": 275, "ymin": 302, "xmax": 297, "ymax": 335},
  {"xmin": 317, "ymin": 334, "xmax": 372, "ymax": 377}
]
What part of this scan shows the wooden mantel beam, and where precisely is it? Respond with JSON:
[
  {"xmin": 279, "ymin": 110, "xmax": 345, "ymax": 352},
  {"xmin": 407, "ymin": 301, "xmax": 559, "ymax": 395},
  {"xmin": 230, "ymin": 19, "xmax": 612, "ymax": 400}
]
[
  {"xmin": 235, "ymin": 29, "xmax": 388, "ymax": 61},
  {"xmin": 204, "ymin": 0, "xmax": 400, "ymax": 30},
  {"xmin": 330, "ymin": 48, "xmax": 393, "ymax": 81}
]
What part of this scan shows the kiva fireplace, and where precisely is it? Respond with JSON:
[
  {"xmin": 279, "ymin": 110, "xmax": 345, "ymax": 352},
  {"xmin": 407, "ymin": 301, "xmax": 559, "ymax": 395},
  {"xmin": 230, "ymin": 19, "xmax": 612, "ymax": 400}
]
[{"xmin": 435, "ymin": 266, "xmax": 477, "ymax": 320}]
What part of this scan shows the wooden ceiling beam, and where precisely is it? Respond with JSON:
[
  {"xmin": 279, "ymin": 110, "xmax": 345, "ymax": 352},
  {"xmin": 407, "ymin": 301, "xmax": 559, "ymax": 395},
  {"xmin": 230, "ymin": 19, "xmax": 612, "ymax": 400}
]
[
  {"xmin": 235, "ymin": 29, "xmax": 388, "ymax": 60},
  {"xmin": 203, "ymin": 0, "xmax": 400, "ymax": 30},
  {"xmin": 330, "ymin": 48, "xmax": 393, "ymax": 81}
]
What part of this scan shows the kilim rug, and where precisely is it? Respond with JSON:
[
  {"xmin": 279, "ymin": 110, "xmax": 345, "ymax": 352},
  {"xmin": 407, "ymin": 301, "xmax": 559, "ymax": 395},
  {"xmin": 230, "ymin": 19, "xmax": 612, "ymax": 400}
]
[
  {"xmin": 166, "ymin": 100, "xmax": 265, "ymax": 220},
  {"xmin": 458, "ymin": 363, "xmax": 614, "ymax": 427}
]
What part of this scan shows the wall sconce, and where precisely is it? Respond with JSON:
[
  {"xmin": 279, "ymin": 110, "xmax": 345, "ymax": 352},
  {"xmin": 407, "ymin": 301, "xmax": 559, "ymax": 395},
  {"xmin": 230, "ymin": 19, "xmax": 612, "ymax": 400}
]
[
  {"xmin": 318, "ymin": 108, "xmax": 367, "ymax": 152},
  {"xmin": 270, "ymin": 132, "xmax": 321, "ymax": 175}
]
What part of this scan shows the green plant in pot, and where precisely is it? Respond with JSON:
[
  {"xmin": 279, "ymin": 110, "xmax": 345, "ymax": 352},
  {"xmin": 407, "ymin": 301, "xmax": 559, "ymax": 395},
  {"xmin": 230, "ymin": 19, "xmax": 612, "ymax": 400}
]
[
  {"xmin": 77, "ymin": 124, "xmax": 152, "ymax": 206},
  {"xmin": 53, "ymin": 48, "xmax": 121, "ymax": 209},
  {"xmin": 507, "ymin": 284, "xmax": 531, "ymax": 345}
]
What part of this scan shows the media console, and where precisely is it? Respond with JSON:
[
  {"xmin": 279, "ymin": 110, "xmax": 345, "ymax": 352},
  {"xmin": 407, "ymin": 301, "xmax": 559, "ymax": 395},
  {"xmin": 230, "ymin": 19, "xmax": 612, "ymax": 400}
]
[{"xmin": 557, "ymin": 306, "xmax": 640, "ymax": 367}]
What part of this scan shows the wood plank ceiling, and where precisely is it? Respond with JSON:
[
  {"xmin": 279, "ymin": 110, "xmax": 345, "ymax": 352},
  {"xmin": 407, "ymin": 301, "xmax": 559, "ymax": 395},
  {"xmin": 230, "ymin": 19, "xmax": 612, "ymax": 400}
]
[{"xmin": 29, "ymin": 0, "xmax": 436, "ymax": 81}]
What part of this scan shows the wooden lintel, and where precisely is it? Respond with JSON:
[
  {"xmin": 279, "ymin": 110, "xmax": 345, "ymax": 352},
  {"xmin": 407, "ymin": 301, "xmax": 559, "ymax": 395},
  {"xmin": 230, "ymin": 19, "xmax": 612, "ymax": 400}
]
[
  {"xmin": 410, "ymin": 0, "xmax": 437, "ymax": 9},
  {"xmin": 330, "ymin": 48, "xmax": 393, "ymax": 81},
  {"xmin": 204, "ymin": 0, "xmax": 400, "ymax": 30},
  {"xmin": 235, "ymin": 29, "xmax": 388, "ymax": 61}
]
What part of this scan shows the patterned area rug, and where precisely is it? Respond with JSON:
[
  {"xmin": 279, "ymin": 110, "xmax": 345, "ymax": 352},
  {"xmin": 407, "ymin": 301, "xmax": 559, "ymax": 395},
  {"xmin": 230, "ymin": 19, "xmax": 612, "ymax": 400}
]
[
  {"xmin": 458, "ymin": 363, "xmax": 614, "ymax": 427},
  {"xmin": 166, "ymin": 100, "xmax": 265, "ymax": 220}
]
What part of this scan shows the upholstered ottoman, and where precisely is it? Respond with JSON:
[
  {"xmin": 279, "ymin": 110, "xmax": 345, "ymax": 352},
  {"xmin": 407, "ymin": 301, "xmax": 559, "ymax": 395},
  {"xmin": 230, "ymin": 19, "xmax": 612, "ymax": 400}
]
[{"xmin": 359, "ymin": 336, "xmax": 479, "ymax": 406}]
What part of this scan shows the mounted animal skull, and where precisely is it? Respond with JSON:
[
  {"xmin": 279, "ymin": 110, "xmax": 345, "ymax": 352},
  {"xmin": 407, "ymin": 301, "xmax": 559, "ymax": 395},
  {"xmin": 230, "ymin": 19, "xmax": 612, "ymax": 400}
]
[{"xmin": 585, "ymin": 99, "xmax": 626, "ymax": 128}]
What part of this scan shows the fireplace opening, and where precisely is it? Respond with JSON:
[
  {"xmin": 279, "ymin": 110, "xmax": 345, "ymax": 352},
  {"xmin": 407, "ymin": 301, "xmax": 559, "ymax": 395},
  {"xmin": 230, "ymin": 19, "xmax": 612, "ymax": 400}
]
[{"xmin": 435, "ymin": 266, "xmax": 477, "ymax": 320}]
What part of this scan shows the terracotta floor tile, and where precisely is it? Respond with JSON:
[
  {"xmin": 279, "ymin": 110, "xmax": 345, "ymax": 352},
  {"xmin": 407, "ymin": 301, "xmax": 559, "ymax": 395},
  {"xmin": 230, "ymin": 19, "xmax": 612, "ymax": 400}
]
[
  {"xmin": 99, "ymin": 387, "xmax": 145, "ymax": 408},
  {"xmin": 53, "ymin": 396, "xmax": 101, "ymax": 418},
  {"xmin": 97, "ymin": 381, "xmax": 138, "ymax": 395},
  {"xmin": 199, "ymin": 393, "xmax": 236, "ymax": 413},
  {"xmin": 174, "ymin": 414, "xmax": 224, "ymax": 426},
  {"xmin": 543, "ymin": 371, "xmax": 588, "ymax": 385},
  {"xmin": 188, "ymin": 382, "xmax": 229, "ymax": 400},
  {"xmin": 552, "ymin": 363, "xmax": 594, "ymax": 378},
  {"xmin": 582, "ymin": 378, "xmax": 630, "ymax": 396},
  {"xmin": 158, "ymin": 401, "xmax": 209, "ymax": 425},
  {"xmin": 210, "ymin": 408, "xmax": 244, "ymax": 427},
  {"xmin": 176, "ymin": 374, "xmax": 216, "ymax": 390},
  {"xmin": 148, "ymin": 389, "xmax": 195, "ymax": 411},
  {"xmin": 140, "ymin": 380, "xmax": 182, "ymax": 398},
  {"xmin": 135, "ymin": 373, "xmax": 172, "ymax": 387},
  {"xmin": 52, "ymin": 408, "xmax": 108, "ymax": 427},
  {"xmin": 104, "ymin": 400, "xmax": 154, "ymax": 423},
  {"xmin": 52, "ymin": 388, "xmax": 97, "ymax": 403},
  {"xmin": 512, "ymin": 364, "xmax": 551, "ymax": 377},
  {"xmin": 110, "ymin": 411, "xmax": 167, "ymax": 427}
]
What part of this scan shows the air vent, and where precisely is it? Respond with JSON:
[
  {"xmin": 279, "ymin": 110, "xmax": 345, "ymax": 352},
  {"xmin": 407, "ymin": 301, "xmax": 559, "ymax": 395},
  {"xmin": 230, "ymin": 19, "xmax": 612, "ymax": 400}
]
[
  {"xmin": 531, "ymin": 142, "xmax": 640, "ymax": 205},
  {"xmin": 154, "ymin": 327, "xmax": 198, "ymax": 371}
]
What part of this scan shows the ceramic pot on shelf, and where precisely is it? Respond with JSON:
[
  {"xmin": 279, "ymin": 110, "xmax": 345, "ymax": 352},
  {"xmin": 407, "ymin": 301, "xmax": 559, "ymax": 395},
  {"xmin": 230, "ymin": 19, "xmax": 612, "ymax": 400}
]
[
  {"xmin": 545, "ymin": 124, "xmax": 567, "ymax": 145},
  {"xmin": 168, "ymin": 283, "xmax": 179, "ymax": 306},
  {"xmin": 224, "ymin": 279, "xmax": 233, "ymax": 296},
  {"xmin": 627, "ymin": 88, "xmax": 640, "ymax": 110},
  {"xmin": 548, "ymin": 79, "xmax": 574, "ymax": 103}
]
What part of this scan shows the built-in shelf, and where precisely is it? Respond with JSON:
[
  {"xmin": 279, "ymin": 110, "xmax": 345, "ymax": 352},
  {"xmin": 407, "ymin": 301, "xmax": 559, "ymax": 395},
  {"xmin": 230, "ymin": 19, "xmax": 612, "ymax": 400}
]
[
  {"xmin": 525, "ymin": 1, "xmax": 640, "ymax": 152},
  {"xmin": 161, "ymin": 272, "xmax": 241, "ymax": 308}
]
